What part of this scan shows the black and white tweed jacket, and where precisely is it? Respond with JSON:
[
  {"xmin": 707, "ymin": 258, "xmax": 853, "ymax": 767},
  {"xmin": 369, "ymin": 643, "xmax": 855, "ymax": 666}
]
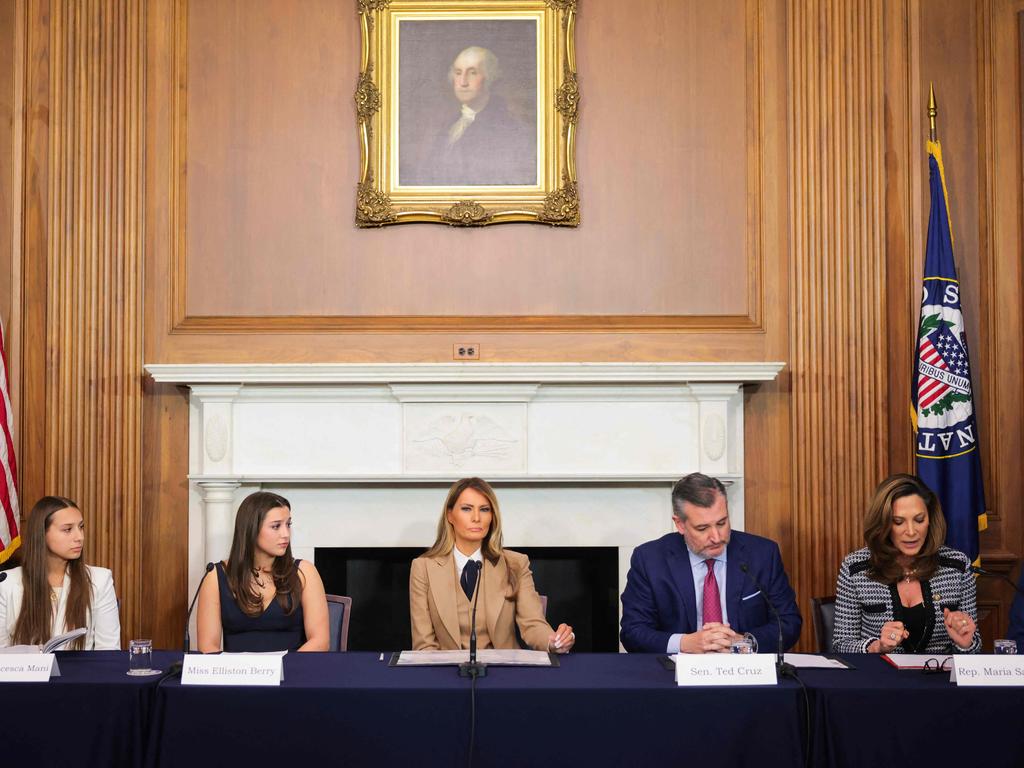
[{"xmin": 832, "ymin": 545, "xmax": 981, "ymax": 654}]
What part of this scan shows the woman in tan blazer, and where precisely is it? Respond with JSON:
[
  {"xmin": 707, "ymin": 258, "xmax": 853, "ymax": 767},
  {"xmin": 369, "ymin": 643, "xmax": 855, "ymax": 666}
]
[{"xmin": 409, "ymin": 477, "xmax": 575, "ymax": 653}]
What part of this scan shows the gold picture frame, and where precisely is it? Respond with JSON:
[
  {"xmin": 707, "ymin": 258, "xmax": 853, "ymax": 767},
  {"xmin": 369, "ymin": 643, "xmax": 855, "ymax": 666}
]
[{"xmin": 354, "ymin": 0, "xmax": 579, "ymax": 227}]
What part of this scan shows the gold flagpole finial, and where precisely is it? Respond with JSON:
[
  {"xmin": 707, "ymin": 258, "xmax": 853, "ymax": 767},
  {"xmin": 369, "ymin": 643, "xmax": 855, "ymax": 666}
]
[{"xmin": 928, "ymin": 83, "xmax": 937, "ymax": 142}]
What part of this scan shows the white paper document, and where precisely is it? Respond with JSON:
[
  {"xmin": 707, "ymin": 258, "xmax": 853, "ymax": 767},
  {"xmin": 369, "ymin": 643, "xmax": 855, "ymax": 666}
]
[
  {"xmin": 783, "ymin": 653, "xmax": 851, "ymax": 669},
  {"xmin": 396, "ymin": 649, "xmax": 553, "ymax": 666}
]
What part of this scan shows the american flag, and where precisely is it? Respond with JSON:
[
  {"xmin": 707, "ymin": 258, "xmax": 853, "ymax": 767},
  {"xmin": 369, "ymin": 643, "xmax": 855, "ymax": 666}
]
[
  {"xmin": 917, "ymin": 322, "xmax": 970, "ymax": 410},
  {"xmin": 0, "ymin": 322, "xmax": 19, "ymax": 564}
]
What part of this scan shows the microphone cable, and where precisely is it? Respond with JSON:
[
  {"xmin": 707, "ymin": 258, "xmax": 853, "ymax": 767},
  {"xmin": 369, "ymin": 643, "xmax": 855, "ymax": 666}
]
[
  {"xmin": 792, "ymin": 669, "xmax": 811, "ymax": 768},
  {"xmin": 467, "ymin": 666, "xmax": 478, "ymax": 768}
]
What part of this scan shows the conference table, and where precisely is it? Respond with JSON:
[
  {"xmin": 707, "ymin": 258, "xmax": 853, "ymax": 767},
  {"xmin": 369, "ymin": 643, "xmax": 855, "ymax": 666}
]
[{"xmin": 5, "ymin": 651, "xmax": 1024, "ymax": 767}]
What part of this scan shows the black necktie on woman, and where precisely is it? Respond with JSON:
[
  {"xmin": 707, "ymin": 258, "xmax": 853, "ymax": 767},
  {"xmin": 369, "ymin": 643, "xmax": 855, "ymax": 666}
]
[{"xmin": 461, "ymin": 560, "xmax": 480, "ymax": 601}]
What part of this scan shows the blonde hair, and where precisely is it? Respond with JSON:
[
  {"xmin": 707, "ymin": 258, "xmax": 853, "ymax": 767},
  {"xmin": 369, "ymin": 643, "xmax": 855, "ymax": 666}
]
[{"xmin": 424, "ymin": 477, "xmax": 505, "ymax": 562}]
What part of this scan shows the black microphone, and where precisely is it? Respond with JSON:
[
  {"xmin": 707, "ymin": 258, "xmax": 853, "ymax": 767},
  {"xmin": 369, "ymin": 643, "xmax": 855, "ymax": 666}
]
[
  {"xmin": 971, "ymin": 565, "xmax": 1024, "ymax": 596},
  {"xmin": 459, "ymin": 560, "xmax": 487, "ymax": 679},
  {"xmin": 183, "ymin": 562, "xmax": 215, "ymax": 653},
  {"xmin": 0, "ymin": 572, "xmax": 7, "ymax": 583},
  {"xmin": 740, "ymin": 563, "xmax": 796, "ymax": 679}
]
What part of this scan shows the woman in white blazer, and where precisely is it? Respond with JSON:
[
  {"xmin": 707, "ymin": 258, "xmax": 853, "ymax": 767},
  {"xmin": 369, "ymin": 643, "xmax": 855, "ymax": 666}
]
[{"xmin": 0, "ymin": 496, "xmax": 120, "ymax": 650}]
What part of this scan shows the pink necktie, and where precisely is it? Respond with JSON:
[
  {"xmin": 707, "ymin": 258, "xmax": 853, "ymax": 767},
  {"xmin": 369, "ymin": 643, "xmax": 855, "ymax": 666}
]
[{"xmin": 703, "ymin": 559, "xmax": 723, "ymax": 624}]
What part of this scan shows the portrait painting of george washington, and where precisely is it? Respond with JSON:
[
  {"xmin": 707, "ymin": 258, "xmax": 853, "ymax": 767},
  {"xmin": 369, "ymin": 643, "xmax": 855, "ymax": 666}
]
[{"xmin": 397, "ymin": 20, "xmax": 539, "ymax": 187}]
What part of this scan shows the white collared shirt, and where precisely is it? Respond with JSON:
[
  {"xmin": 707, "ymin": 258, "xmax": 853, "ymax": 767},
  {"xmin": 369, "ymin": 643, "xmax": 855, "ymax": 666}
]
[{"xmin": 453, "ymin": 547, "xmax": 483, "ymax": 580}]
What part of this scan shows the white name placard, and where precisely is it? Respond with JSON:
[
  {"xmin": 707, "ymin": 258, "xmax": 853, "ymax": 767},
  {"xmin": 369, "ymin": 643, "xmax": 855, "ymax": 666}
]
[
  {"xmin": 181, "ymin": 653, "xmax": 284, "ymax": 686},
  {"xmin": 0, "ymin": 653, "xmax": 59, "ymax": 682},
  {"xmin": 951, "ymin": 656, "xmax": 1024, "ymax": 686},
  {"xmin": 676, "ymin": 653, "xmax": 777, "ymax": 686}
]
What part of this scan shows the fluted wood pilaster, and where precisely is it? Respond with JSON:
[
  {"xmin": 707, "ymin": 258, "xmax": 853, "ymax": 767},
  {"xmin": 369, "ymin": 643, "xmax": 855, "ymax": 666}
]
[
  {"xmin": 789, "ymin": 0, "xmax": 889, "ymax": 645},
  {"xmin": 44, "ymin": 0, "xmax": 144, "ymax": 642}
]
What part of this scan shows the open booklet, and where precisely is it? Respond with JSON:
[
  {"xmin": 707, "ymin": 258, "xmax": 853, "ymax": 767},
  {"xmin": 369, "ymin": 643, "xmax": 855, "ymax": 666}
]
[
  {"xmin": 0, "ymin": 627, "xmax": 88, "ymax": 654},
  {"xmin": 881, "ymin": 653, "xmax": 951, "ymax": 670},
  {"xmin": 391, "ymin": 649, "xmax": 557, "ymax": 667}
]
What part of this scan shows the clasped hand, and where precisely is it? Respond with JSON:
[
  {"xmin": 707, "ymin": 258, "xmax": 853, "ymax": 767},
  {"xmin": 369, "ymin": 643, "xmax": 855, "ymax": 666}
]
[
  {"xmin": 943, "ymin": 608, "xmax": 975, "ymax": 649},
  {"xmin": 547, "ymin": 623, "xmax": 575, "ymax": 653},
  {"xmin": 681, "ymin": 622, "xmax": 742, "ymax": 653},
  {"xmin": 870, "ymin": 621, "xmax": 908, "ymax": 653}
]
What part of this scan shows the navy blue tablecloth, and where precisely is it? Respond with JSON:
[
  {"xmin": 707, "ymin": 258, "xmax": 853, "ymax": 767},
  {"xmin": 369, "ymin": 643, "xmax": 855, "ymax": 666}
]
[
  {"xmin": 3, "ymin": 650, "xmax": 178, "ymax": 768},
  {"xmin": 7, "ymin": 651, "xmax": 1024, "ymax": 767},
  {"xmin": 150, "ymin": 652, "xmax": 805, "ymax": 768},
  {"xmin": 802, "ymin": 654, "xmax": 1024, "ymax": 768}
]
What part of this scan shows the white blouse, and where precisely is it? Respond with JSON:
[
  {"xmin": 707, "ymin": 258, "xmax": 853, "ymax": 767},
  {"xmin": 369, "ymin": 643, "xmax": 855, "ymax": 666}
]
[{"xmin": 0, "ymin": 565, "xmax": 121, "ymax": 650}]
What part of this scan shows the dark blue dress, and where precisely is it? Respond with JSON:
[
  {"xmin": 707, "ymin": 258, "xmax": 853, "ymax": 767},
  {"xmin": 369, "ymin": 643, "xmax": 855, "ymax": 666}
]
[{"xmin": 216, "ymin": 561, "xmax": 306, "ymax": 652}]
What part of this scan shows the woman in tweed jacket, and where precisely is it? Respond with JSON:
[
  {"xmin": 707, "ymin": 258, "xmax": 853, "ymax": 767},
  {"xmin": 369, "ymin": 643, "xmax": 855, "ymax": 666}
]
[{"xmin": 833, "ymin": 474, "xmax": 981, "ymax": 654}]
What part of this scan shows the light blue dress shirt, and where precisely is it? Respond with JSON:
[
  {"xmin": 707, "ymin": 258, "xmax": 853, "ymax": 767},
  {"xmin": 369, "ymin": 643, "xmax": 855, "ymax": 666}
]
[{"xmin": 666, "ymin": 548, "xmax": 729, "ymax": 653}]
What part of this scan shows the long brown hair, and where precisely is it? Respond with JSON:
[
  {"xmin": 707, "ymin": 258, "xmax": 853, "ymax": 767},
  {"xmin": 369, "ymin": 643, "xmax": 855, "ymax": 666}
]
[
  {"xmin": 424, "ymin": 478, "xmax": 519, "ymax": 594},
  {"xmin": 225, "ymin": 491, "xmax": 303, "ymax": 618},
  {"xmin": 12, "ymin": 496, "xmax": 92, "ymax": 650},
  {"xmin": 863, "ymin": 473, "xmax": 947, "ymax": 583}
]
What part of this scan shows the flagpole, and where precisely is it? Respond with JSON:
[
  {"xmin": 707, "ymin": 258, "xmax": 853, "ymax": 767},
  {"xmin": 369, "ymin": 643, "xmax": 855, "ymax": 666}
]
[{"xmin": 928, "ymin": 83, "xmax": 937, "ymax": 142}]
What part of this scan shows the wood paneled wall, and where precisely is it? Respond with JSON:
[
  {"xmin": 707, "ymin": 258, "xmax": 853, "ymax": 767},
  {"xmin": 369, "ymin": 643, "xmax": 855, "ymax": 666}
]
[
  {"xmin": 0, "ymin": 0, "xmax": 1021, "ymax": 650},
  {"xmin": 0, "ymin": 0, "xmax": 24, "ymax": 444},
  {"xmin": 788, "ymin": 0, "xmax": 890, "ymax": 634},
  {"xmin": 11, "ymin": 0, "xmax": 146, "ymax": 644}
]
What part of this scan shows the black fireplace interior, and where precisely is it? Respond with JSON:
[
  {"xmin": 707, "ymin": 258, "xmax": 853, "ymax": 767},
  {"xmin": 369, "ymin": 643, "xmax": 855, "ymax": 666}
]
[{"xmin": 315, "ymin": 546, "xmax": 620, "ymax": 652}]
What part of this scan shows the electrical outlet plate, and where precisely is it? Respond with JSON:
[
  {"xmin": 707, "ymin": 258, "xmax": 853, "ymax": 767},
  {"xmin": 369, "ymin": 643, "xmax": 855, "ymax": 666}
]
[{"xmin": 453, "ymin": 343, "xmax": 480, "ymax": 360}]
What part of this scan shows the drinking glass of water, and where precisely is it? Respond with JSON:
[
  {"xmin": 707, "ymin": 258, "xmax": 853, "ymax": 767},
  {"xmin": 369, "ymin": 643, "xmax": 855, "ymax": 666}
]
[
  {"xmin": 730, "ymin": 635, "xmax": 757, "ymax": 654},
  {"xmin": 994, "ymin": 639, "xmax": 1018, "ymax": 655},
  {"xmin": 128, "ymin": 639, "xmax": 154, "ymax": 675}
]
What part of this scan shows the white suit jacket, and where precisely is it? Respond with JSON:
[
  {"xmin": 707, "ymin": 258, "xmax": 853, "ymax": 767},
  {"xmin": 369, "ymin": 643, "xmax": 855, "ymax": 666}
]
[{"xmin": 0, "ymin": 565, "xmax": 121, "ymax": 650}]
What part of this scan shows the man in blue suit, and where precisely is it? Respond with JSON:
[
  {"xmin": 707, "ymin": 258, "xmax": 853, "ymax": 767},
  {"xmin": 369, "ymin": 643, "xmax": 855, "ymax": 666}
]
[{"xmin": 620, "ymin": 473, "xmax": 801, "ymax": 653}]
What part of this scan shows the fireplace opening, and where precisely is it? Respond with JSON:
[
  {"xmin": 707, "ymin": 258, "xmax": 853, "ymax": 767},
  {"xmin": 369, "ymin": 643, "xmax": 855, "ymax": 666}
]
[{"xmin": 315, "ymin": 546, "xmax": 621, "ymax": 652}]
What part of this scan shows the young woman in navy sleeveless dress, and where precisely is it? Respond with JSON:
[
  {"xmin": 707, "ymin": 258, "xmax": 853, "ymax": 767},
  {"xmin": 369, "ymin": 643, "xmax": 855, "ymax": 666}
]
[{"xmin": 196, "ymin": 491, "xmax": 329, "ymax": 652}]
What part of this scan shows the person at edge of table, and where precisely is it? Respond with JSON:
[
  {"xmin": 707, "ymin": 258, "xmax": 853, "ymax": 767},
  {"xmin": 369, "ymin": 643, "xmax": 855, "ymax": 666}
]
[
  {"xmin": 409, "ymin": 477, "xmax": 575, "ymax": 653},
  {"xmin": 1007, "ymin": 569, "xmax": 1024, "ymax": 653},
  {"xmin": 620, "ymin": 472, "xmax": 802, "ymax": 654},
  {"xmin": 832, "ymin": 473, "xmax": 980, "ymax": 654},
  {"xmin": 196, "ymin": 491, "xmax": 329, "ymax": 652},
  {"xmin": 0, "ymin": 496, "xmax": 121, "ymax": 650}
]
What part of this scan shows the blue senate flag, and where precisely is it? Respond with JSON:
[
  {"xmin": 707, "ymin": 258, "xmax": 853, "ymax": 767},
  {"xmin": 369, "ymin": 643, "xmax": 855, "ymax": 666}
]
[{"xmin": 912, "ymin": 140, "xmax": 986, "ymax": 563}]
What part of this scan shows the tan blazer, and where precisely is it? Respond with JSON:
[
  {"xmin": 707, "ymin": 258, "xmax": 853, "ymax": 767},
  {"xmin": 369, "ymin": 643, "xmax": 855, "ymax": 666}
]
[{"xmin": 409, "ymin": 549, "xmax": 553, "ymax": 651}]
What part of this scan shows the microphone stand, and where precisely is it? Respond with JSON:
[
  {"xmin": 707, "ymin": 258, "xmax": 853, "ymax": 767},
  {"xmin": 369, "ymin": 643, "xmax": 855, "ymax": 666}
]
[
  {"xmin": 183, "ymin": 562, "xmax": 215, "ymax": 653},
  {"xmin": 971, "ymin": 565, "xmax": 1024, "ymax": 596},
  {"xmin": 459, "ymin": 561, "xmax": 487, "ymax": 678},
  {"xmin": 740, "ymin": 563, "xmax": 796, "ymax": 679},
  {"xmin": 165, "ymin": 562, "xmax": 215, "ymax": 679}
]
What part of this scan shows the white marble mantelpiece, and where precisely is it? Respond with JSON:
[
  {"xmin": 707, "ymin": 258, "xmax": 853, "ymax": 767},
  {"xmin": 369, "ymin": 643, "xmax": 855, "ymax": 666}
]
[
  {"xmin": 146, "ymin": 362, "xmax": 784, "ymax": 385},
  {"xmin": 145, "ymin": 362, "xmax": 783, "ymax": 648}
]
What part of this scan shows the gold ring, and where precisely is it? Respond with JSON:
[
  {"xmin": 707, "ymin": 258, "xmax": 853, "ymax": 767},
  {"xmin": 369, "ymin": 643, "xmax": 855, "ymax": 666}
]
[{"xmin": 888, "ymin": 632, "xmax": 897, "ymax": 641}]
